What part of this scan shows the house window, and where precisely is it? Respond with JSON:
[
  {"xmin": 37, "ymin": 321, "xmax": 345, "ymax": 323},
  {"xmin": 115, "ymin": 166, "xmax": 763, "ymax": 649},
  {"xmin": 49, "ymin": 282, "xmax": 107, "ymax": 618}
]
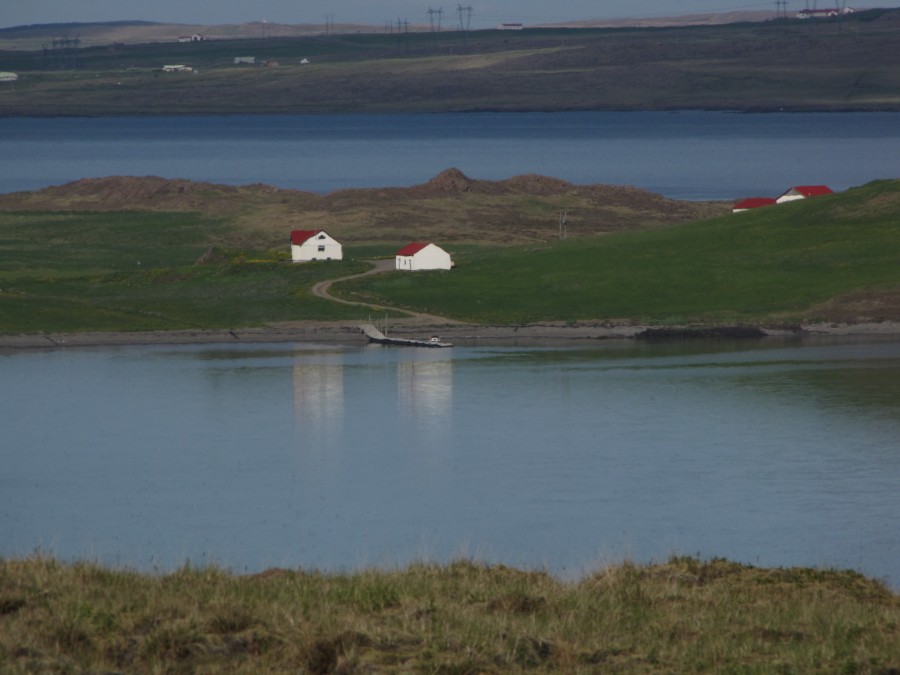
[{"xmin": 318, "ymin": 245, "xmax": 326, "ymax": 251}]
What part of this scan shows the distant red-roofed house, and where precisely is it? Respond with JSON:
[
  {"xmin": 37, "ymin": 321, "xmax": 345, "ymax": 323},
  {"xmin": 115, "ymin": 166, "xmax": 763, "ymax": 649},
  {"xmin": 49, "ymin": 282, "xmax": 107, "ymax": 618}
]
[
  {"xmin": 733, "ymin": 197, "xmax": 777, "ymax": 213},
  {"xmin": 776, "ymin": 185, "xmax": 834, "ymax": 204},
  {"xmin": 395, "ymin": 242, "xmax": 452, "ymax": 271},
  {"xmin": 290, "ymin": 229, "xmax": 342, "ymax": 262}
]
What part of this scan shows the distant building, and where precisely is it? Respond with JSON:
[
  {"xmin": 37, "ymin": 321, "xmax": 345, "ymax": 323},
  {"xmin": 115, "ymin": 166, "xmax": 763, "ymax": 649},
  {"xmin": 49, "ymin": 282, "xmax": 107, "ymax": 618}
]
[
  {"xmin": 234, "ymin": 56, "xmax": 256, "ymax": 65},
  {"xmin": 178, "ymin": 34, "xmax": 206, "ymax": 42},
  {"xmin": 498, "ymin": 22, "xmax": 524, "ymax": 30},
  {"xmin": 0, "ymin": 72, "xmax": 18, "ymax": 82},
  {"xmin": 290, "ymin": 230, "xmax": 343, "ymax": 262},
  {"xmin": 162, "ymin": 64, "xmax": 193, "ymax": 72},
  {"xmin": 395, "ymin": 242, "xmax": 452, "ymax": 271},
  {"xmin": 797, "ymin": 7, "xmax": 854, "ymax": 18},
  {"xmin": 733, "ymin": 197, "xmax": 777, "ymax": 213},
  {"xmin": 776, "ymin": 185, "xmax": 834, "ymax": 203}
]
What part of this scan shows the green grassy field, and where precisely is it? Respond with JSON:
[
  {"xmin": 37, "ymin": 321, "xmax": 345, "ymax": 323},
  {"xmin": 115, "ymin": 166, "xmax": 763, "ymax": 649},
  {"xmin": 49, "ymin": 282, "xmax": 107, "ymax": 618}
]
[
  {"xmin": 0, "ymin": 210, "xmax": 375, "ymax": 333},
  {"xmin": 335, "ymin": 180, "xmax": 900, "ymax": 325},
  {"xmin": 2, "ymin": 180, "xmax": 900, "ymax": 334},
  {"xmin": 1, "ymin": 555, "xmax": 897, "ymax": 673}
]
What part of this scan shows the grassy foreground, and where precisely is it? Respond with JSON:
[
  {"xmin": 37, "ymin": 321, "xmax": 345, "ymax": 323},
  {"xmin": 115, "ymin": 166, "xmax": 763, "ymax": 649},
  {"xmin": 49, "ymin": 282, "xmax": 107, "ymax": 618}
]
[{"xmin": 1, "ymin": 556, "xmax": 898, "ymax": 673}]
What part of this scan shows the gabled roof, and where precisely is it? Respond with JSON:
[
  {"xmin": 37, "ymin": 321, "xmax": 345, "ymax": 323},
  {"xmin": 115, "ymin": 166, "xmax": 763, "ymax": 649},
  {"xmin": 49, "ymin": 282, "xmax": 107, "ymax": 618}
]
[
  {"xmin": 733, "ymin": 197, "xmax": 776, "ymax": 210},
  {"xmin": 782, "ymin": 185, "xmax": 833, "ymax": 198},
  {"xmin": 396, "ymin": 242, "xmax": 431, "ymax": 256},
  {"xmin": 290, "ymin": 229, "xmax": 322, "ymax": 245}
]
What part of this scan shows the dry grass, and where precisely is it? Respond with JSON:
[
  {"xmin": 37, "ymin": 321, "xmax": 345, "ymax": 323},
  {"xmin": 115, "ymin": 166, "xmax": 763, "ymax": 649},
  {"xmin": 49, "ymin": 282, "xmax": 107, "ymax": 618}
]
[
  {"xmin": 1, "ymin": 555, "xmax": 898, "ymax": 673},
  {"xmin": 0, "ymin": 172, "xmax": 728, "ymax": 249}
]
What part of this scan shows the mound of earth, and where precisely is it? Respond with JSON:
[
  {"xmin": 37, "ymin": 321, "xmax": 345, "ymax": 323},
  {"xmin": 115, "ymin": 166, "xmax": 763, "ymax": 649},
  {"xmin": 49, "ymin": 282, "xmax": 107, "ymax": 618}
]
[{"xmin": 0, "ymin": 171, "xmax": 730, "ymax": 247}]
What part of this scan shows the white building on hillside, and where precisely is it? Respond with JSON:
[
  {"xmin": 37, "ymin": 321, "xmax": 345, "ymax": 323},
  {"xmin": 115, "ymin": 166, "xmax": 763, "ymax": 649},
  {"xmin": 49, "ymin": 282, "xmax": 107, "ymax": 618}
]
[
  {"xmin": 0, "ymin": 72, "xmax": 18, "ymax": 82},
  {"xmin": 776, "ymin": 185, "xmax": 833, "ymax": 203},
  {"xmin": 395, "ymin": 242, "xmax": 452, "ymax": 271},
  {"xmin": 291, "ymin": 230, "xmax": 343, "ymax": 262}
]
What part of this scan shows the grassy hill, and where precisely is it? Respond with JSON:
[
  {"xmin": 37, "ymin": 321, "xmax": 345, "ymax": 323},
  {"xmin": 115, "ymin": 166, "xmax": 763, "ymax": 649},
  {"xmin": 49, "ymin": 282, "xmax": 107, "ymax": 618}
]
[
  {"xmin": 0, "ymin": 173, "xmax": 723, "ymax": 334},
  {"xmin": 1, "ymin": 11, "xmax": 899, "ymax": 115},
  {"xmin": 1, "ymin": 178, "xmax": 898, "ymax": 334},
  {"xmin": 334, "ymin": 180, "xmax": 900, "ymax": 326}
]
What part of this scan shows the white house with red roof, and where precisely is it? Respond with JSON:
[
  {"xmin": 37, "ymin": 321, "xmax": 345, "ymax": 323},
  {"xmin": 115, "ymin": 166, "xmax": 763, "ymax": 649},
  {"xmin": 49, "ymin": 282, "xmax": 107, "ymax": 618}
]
[
  {"xmin": 395, "ymin": 242, "xmax": 452, "ymax": 271},
  {"xmin": 732, "ymin": 197, "xmax": 777, "ymax": 213},
  {"xmin": 776, "ymin": 185, "xmax": 834, "ymax": 204},
  {"xmin": 290, "ymin": 229, "xmax": 342, "ymax": 262}
]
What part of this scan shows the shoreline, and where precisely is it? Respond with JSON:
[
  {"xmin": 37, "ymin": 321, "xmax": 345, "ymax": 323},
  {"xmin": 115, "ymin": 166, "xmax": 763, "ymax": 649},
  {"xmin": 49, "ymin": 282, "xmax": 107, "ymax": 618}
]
[{"xmin": 4, "ymin": 319, "xmax": 900, "ymax": 349}]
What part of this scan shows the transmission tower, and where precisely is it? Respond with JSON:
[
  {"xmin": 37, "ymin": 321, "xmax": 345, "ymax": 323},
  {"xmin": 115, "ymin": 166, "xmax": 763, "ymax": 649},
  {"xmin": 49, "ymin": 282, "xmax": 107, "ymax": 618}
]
[
  {"xmin": 457, "ymin": 4, "xmax": 473, "ymax": 31},
  {"xmin": 427, "ymin": 7, "xmax": 444, "ymax": 31},
  {"xmin": 775, "ymin": 0, "xmax": 789, "ymax": 19}
]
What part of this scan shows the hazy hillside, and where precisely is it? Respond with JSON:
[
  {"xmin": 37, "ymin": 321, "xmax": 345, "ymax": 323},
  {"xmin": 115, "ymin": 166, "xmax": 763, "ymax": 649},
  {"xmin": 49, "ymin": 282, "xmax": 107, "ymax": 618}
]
[{"xmin": 1, "ymin": 10, "xmax": 898, "ymax": 115}]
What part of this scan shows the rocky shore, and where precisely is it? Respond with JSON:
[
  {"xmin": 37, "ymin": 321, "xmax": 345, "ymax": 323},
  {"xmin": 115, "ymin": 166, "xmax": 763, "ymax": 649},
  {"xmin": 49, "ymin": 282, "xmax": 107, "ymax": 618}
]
[{"xmin": 3, "ymin": 320, "xmax": 900, "ymax": 350}]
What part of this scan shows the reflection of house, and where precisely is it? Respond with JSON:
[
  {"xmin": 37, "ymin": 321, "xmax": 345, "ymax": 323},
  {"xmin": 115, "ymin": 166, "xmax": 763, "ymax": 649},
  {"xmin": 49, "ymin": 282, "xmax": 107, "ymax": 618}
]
[
  {"xmin": 291, "ymin": 230, "xmax": 343, "ymax": 262},
  {"xmin": 395, "ymin": 242, "xmax": 452, "ymax": 271},
  {"xmin": 732, "ymin": 197, "xmax": 776, "ymax": 213},
  {"xmin": 776, "ymin": 185, "xmax": 833, "ymax": 203},
  {"xmin": 397, "ymin": 357, "xmax": 453, "ymax": 434},
  {"xmin": 292, "ymin": 361, "xmax": 344, "ymax": 442}
]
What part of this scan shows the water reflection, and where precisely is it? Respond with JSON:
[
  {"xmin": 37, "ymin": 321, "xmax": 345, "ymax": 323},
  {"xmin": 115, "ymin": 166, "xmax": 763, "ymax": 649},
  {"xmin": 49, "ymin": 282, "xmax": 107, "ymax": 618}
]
[
  {"xmin": 397, "ymin": 351, "xmax": 453, "ymax": 441},
  {"xmin": 292, "ymin": 358, "xmax": 344, "ymax": 447}
]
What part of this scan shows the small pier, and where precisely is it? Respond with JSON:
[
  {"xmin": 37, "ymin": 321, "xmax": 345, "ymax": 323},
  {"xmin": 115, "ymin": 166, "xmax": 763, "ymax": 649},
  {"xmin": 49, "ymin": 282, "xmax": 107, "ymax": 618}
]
[{"xmin": 360, "ymin": 324, "xmax": 453, "ymax": 348}]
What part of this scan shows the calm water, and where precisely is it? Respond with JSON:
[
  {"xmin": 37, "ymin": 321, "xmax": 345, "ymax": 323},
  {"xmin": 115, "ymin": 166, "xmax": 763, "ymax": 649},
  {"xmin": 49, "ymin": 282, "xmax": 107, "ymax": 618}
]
[
  {"xmin": 3, "ymin": 337, "xmax": 900, "ymax": 584},
  {"xmin": 1, "ymin": 112, "xmax": 899, "ymax": 198}
]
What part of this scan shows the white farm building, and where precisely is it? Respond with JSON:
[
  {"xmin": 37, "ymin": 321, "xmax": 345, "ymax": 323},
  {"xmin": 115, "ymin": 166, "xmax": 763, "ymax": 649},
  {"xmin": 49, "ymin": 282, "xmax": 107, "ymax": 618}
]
[
  {"xmin": 290, "ymin": 230, "xmax": 343, "ymax": 262},
  {"xmin": 776, "ymin": 185, "xmax": 833, "ymax": 203},
  {"xmin": 395, "ymin": 242, "xmax": 452, "ymax": 271}
]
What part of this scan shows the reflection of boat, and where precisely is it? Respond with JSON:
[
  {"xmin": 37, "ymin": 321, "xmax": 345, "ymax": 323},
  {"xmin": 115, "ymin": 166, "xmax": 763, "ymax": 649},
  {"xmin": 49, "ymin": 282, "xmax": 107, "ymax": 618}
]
[{"xmin": 360, "ymin": 324, "xmax": 453, "ymax": 348}]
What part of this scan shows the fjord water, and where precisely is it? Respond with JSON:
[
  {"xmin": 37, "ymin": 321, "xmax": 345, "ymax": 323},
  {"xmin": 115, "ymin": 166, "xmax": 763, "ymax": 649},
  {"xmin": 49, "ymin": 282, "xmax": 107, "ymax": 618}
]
[
  {"xmin": 1, "ymin": 112, "xmax": 899, "ymax": 198},
  {"xmin": 3, "ymin": 338, "xmax": 900, "ymax": 584}
]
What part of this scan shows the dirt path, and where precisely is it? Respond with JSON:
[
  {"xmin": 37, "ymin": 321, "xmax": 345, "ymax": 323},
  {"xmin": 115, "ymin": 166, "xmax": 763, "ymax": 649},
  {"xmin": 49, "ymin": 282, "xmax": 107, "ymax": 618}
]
[{"xmin": 311, "ymin": 260, "xmax": 465, "ymax": 324}]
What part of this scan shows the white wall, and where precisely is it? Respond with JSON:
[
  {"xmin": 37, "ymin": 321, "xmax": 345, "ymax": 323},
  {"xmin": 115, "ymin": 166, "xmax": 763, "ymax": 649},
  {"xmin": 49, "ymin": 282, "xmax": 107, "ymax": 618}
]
[
  {"xmin": 395, "ymin": 244, "xmax": 452, "ymax": 271},
  {"xmin": 292, "ymin": 232, "xmax": 343, "ymax": 262}
]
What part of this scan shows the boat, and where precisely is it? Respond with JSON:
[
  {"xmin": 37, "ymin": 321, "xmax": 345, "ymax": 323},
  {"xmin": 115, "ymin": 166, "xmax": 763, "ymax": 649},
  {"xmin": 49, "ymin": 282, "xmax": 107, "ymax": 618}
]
[{"xmin": 360, "ymin": 323, "xmax": 453, "ymax": 348}]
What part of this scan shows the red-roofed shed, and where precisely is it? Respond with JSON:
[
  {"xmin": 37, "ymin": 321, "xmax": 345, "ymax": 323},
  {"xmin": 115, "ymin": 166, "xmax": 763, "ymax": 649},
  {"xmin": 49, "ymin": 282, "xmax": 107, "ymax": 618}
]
[
  {"xmin": 776, "ymin": 185, "xmax": 834, "ymax": 203},
  {"xmin": 395, "ymin": 242, "xmax": 452, "ymax": 271},
  {"xmin": 733, "ymin": 197, "xmax": 777, "ymax": 213}
]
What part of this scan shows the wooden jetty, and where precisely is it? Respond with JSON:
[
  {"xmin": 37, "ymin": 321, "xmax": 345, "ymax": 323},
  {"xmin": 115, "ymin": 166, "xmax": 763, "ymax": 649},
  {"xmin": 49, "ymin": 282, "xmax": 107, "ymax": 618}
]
[{"xmin": 360, "ymin": 323, "xmax": 453, "ymax": 348}]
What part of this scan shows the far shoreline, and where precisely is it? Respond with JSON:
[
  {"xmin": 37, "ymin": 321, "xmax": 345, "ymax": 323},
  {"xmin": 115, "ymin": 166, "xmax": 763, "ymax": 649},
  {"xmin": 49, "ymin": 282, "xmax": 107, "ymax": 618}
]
[{"xmin": 4, "ymin": 319, "xmax": 900, "ymax": 350}]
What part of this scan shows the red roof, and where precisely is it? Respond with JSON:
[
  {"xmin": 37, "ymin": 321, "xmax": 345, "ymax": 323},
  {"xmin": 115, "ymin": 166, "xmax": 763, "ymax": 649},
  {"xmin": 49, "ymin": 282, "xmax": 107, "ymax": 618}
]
[
  {"xmin": 733, "ymin": 197, "xmax": 776, "ymax": 210},
  {"xmin": 396, "ymin": 242, "xmax": 431, "ymax": 256},
  {"xmin": 786, "ymin": 185, "xmax": 833, "ymax": 198},
  {"xmin": 290, "ymin": 230, "xmax": 320, "ymax": 245}
]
